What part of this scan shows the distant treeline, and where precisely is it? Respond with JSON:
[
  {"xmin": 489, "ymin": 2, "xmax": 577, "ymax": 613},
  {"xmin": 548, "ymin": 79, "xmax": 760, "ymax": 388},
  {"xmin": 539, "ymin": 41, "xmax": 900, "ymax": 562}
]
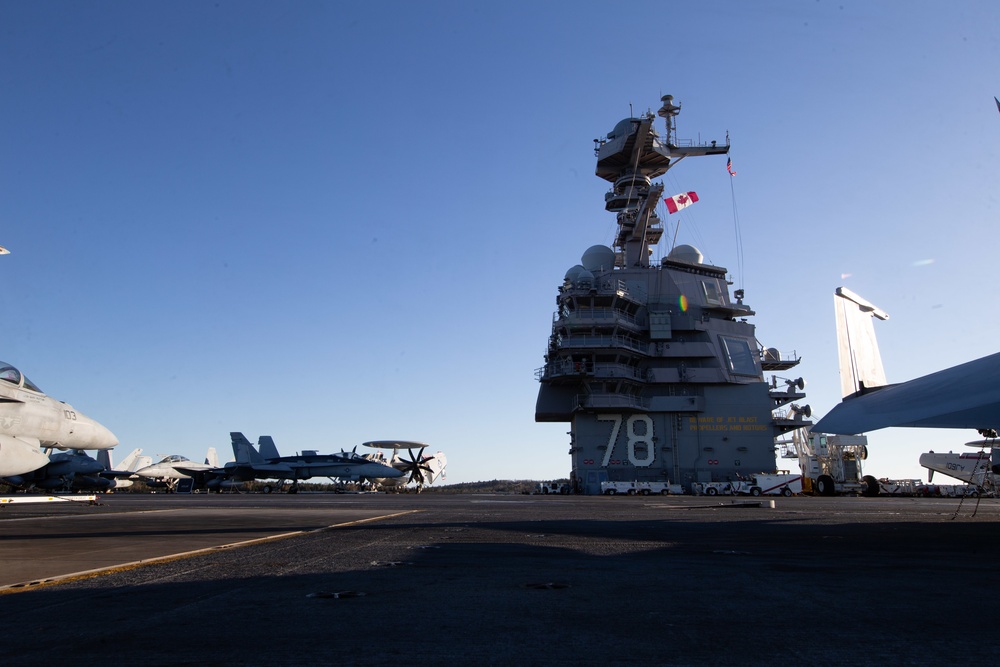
[
  {"xmin": 422, "ymin": 480, "xmax": 552, "ymax": 494},
  {"xmin": 101, "ymin": 479, "xmax": 568, "ymax": 495}
]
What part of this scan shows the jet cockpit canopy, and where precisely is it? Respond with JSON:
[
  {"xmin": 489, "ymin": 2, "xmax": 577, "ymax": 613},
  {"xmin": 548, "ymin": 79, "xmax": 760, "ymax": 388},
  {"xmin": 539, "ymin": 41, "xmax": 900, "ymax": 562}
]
[{"xmin": 0, "ymin": 362, "xmax": 43, "ymax": 393}]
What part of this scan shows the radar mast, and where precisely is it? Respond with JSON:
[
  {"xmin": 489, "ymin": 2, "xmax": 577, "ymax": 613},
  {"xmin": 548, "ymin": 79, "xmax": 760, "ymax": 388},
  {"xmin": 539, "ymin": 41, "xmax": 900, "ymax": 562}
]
[{"xmin": 594, "ymin": 95, "xmax": 729, "ymax": 267}]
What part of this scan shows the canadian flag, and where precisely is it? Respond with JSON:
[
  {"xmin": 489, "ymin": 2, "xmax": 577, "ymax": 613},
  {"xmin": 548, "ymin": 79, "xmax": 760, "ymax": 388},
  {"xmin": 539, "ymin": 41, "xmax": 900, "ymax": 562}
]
[{"xmin": 664, "ymin": 191, "xmax": 699, "ymax": 214}]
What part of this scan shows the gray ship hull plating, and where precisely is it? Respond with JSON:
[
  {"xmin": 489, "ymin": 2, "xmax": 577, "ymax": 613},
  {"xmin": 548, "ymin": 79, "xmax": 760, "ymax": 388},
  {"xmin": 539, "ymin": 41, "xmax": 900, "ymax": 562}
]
[{"xmin": 536, "ymin": 96, "xmax": 806, "ymax": 494}]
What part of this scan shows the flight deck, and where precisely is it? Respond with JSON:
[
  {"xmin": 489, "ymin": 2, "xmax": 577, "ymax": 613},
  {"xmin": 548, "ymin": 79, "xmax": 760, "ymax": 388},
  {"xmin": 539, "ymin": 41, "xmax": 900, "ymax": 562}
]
[
  {"xmin": 1, "ymin": 493, "xmax": 997, "ymax": 665},
  {"xmin": 0, "ymin": 495, "xmax": 408, "ymax": 589}
]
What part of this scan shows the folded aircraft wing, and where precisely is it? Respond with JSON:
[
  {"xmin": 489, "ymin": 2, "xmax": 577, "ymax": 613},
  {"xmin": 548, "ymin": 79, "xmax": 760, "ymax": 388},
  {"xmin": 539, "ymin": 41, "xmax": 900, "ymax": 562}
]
[{"xmin": 812, "ymin": 352, "xmax": 1000, "ymax": 434}]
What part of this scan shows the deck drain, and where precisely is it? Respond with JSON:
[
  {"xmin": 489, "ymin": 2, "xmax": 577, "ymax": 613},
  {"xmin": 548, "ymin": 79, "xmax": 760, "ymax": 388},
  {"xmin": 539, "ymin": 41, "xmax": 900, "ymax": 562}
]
[
  {"xmin": 307, "ymin": 590, "xmax": 367, "ymax": 599},
  {"xmin": 370, "ymin": 561, "xmax": 413, "ymax": 567},
  {"xmin": 524, "ymin": 582, "xmax": 570, "ymax": 590}
]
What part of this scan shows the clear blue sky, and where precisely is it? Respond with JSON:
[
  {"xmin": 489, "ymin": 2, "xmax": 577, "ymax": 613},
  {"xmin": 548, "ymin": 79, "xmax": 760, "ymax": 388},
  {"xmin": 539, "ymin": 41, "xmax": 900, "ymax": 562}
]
[{"xmin": 2, "ymin": 1, "xmax": 998, "ymax": 484}]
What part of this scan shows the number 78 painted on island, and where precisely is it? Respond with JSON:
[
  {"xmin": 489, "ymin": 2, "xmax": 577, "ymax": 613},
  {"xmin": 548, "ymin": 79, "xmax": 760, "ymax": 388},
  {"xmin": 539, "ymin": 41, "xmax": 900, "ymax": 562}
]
[{"xmin": 598, "ymin": 414, "xmax": 655, "ymax": 467}]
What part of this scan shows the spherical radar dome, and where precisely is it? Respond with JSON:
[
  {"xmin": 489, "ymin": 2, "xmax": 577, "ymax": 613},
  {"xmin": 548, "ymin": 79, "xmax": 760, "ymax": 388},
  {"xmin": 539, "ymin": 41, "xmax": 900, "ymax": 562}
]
[
  {"xmin": 667, "ymin": 244, "xmax": 704, "ymax": 265},
  {"xmin": 564, "ymin": 264, "xmax": 587, "ymax": 282},
  {"xmin": 575, "ymin": 268, "xmax": 595, "ymax": 287},
  {"xmin": 581, "ymin": 245, "xmax": 615, "ymax": 272}
]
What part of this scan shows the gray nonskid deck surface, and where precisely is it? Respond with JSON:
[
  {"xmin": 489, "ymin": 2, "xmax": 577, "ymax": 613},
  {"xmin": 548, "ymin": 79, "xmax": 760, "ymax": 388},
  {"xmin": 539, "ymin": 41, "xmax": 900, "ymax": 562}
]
[
  {"xmin": 1, "ymin": 494, "xmax": 997, "ymax": 666},
  {"xmin": 0, "ymin": 503, "xmax": 396, "ymax": 588}
]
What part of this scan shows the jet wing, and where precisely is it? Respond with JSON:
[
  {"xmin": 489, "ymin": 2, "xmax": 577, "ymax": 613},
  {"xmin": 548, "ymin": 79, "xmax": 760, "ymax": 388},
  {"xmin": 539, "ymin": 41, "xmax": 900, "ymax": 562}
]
[{"xmin": 812, "ymin": 352, "xmax": 1000, "ymax": 434}]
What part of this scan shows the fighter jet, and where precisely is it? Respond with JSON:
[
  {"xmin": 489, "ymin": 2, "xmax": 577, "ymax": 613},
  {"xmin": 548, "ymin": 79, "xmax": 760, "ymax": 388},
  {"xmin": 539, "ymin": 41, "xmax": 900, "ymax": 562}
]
[
  {"xmin": 133, "ymin": 448, "xmax": 221, "ymax": 492},
  {"xmin": 812, "ymin": 289, "xmax": 1000, "ymax": 435},
  {"xmin": 2, "ymin": 447, "xmax": 143, "ymax": 492},
  {"xmin": 214, "ymin": 433, "xmax": 404, "ymax": 493},
  {"xmin": 2, "ymin": 450, "xmax": 105, "ymax": 491},
  {"xmin": 813, "ymin": 352, "xmax": 1000, "ymax": 435},
  {"xmin": 812, "ymin": 289, "xmax": 1000, "ymax": 473},
  {"xmin": 0, "ymin": 361, "xmax": 119, "ymax": 477}
]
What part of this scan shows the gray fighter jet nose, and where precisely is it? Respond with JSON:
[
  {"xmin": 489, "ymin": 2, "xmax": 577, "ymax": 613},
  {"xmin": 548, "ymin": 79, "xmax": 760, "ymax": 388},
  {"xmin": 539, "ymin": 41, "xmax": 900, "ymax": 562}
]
[
  {"xmin": 97, "ymin": 423, "xmax": 119, "ymax": 449},
  {"xmin": 74, "ymin": 413, "xmax": 119, "ymax": 449},
  {"xmin": 371, "ymin": 463, "xmax": 404, "ymax": 478}
]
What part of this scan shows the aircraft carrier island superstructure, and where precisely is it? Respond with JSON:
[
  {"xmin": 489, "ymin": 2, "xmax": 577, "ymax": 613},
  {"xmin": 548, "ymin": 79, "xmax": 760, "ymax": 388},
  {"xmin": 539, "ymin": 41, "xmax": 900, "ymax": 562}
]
[{"xmin": 535, "ymin": 96, "xmax": 808, "ymax": 495}]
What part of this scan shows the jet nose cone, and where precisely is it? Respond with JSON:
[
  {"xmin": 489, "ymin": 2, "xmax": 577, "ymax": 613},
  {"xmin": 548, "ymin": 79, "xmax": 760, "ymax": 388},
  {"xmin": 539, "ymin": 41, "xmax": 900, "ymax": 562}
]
[
  {"xmin": 97, "ymin": 422, "xmax": 119, "ymax": 449},
  {"xmin": 367, "ymin": 463, "xmax": 403, "ymax": 478},
  {"xmin": 75, "ymin": 411, "xmax": 119, "ymax": 449}
]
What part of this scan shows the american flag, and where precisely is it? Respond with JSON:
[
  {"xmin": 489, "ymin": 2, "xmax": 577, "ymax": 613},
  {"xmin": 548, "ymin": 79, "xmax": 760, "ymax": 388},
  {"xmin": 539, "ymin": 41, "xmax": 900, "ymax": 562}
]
[{"xmin": 726, "ymin": 157, "xmax": 736, "ymax": 176}]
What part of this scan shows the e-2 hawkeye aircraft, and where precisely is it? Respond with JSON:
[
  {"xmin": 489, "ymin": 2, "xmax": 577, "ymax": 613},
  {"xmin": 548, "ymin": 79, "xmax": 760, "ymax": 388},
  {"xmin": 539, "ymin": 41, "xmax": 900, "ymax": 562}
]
[
  {"xmin": 363, "ymin": 441, "xmax": 447, "ymax": 491},
  {"xmin": 0, "ymin": 361, "xmax": 119, "ymax": 477},
  {"xmin": 919, "ymin": 442, "xmax": 999, "ymax": 490},
  {"xmin": 184, "ymin": 433, "xmax": 404, "ymax": 493}
]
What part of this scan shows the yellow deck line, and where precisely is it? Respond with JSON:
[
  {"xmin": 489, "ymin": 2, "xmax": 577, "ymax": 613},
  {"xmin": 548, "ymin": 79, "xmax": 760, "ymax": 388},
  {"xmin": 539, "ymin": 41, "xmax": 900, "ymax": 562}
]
[{"xmin": 0, "ymin": 509, "xmax": 421, "ymax": 595}]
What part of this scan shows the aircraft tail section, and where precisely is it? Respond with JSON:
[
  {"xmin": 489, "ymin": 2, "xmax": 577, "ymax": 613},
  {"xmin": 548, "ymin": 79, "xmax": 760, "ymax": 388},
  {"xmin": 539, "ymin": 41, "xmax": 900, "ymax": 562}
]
[
  {"xmin": 132, "ymin": 454, "xmax": 153, "ymax": 472},
  {"xmin": 205, "ymin": 447, "xmax": 219, "ymax": 467},
  {"xmin": 231, "ymin": 432, "xmax": 265, "ymax": 465},
  {"xmin": 257, "ymin": 436, "xmax": 280, "ymax": 460},
  {"xmin": 834, "ymin": 287, "xmax": 889, "ymax": 398},
  {"xmin": 111, "ymin": 448, "xmax": 143, "ymax": 472},
  {"xmin": 427, "ymin": 452, "xmax": 448, "ymax": 485},
  {"xmin": 97, "ymin": 448, "xmax": 113, "ymax": 470}
]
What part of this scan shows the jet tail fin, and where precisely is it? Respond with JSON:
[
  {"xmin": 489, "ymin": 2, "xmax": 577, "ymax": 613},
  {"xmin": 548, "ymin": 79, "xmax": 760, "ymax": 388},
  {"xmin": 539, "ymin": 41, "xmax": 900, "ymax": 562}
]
[
  {"xmin": 834, "ymin": 287, "xmax": 889, "ymax": 398},
  {"xmin": 132, "ymin": 455, "xmax": 153, "ymax": 472},
  {"xmin": 97, "ymin": 448, "xmax": 113, "ymax": 470},
  {"xmin": 231, "ymin": 432, "xmax": 265, "ymax": 464},
  {"xmin": 257, "ymin": 436, "xmax": 280, "ymax": 460},
  {"xmin": 113, "ymin": 448, "xmax": 143, "ymax": 472},
  {"xmin": 427, "ymin": 452, "xmax": 448, "ymax": 484},
  {"xmin": 205, "ymin": 447, "xmax": 219, "ymax": 467}
]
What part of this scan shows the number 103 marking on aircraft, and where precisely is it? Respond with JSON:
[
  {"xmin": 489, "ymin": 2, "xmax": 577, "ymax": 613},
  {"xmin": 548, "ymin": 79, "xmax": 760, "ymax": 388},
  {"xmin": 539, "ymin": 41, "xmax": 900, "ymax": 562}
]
[{"xmin": 598, "ymin": 414, "xmax": 655, "ymax": 467}]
